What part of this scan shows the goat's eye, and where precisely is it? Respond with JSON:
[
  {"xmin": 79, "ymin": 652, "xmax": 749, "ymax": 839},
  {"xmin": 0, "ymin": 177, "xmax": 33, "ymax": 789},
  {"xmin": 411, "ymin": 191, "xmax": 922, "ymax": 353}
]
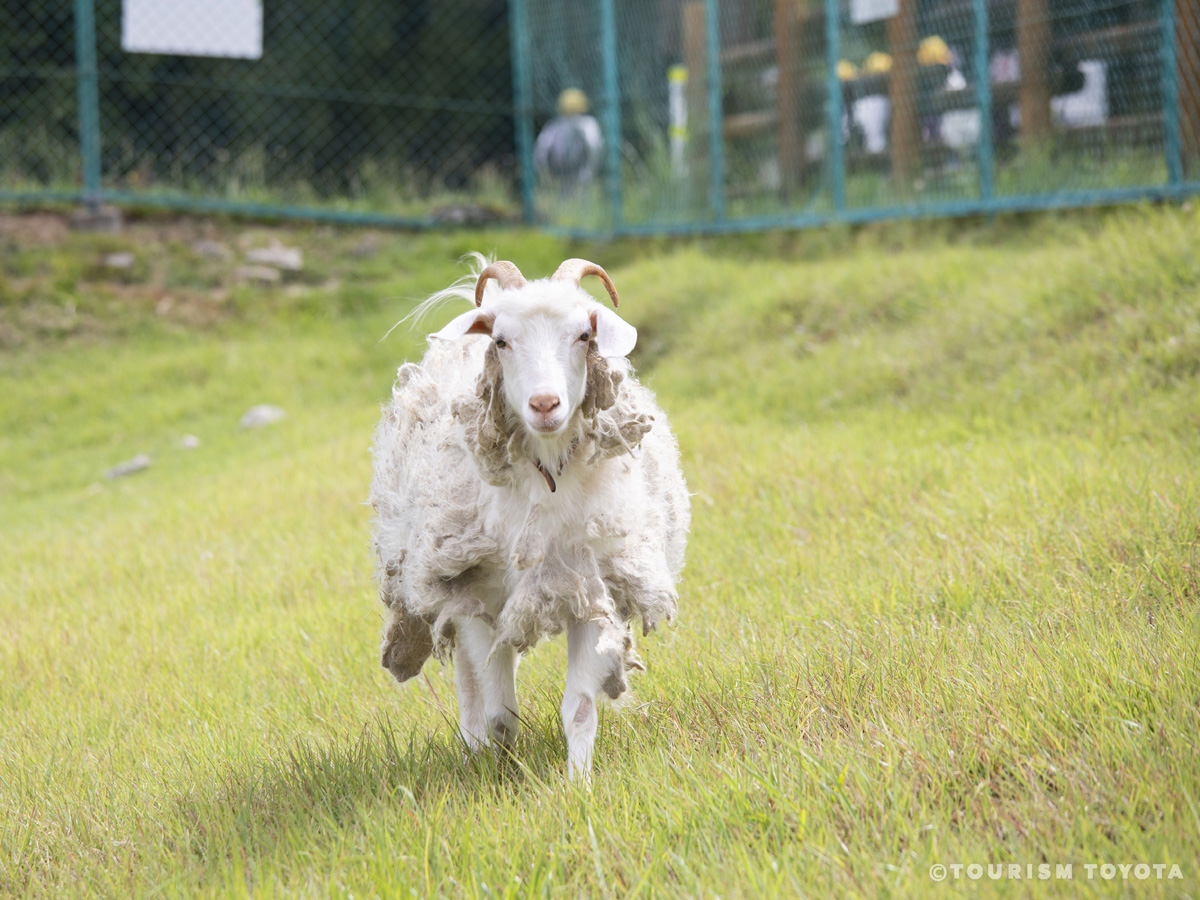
[
  {"xmin": 494, "ymin": 338, "xmax": 507, "ymax": 349},
  {"xmin": 579, "ymin": 332, "xmax": 592, "ymax": 343}
]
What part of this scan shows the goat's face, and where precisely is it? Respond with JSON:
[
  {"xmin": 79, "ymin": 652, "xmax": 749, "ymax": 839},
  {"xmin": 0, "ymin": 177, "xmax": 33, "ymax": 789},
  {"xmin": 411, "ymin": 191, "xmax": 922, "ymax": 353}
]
[
  {"xmin": 432, "ymin": 278, "xmax": 637, "ymax": 438},
  {"xmin": 491, "ymin": 303, "xmax": 594, "ymax": 434}
]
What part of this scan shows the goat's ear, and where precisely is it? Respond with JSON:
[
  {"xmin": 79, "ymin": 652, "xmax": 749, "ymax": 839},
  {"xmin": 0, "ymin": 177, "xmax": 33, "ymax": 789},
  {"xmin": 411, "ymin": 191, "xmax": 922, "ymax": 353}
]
[
  {"xmin": 430, "ymin": 309, "xmax": 493, "ymax": 341},
  {"xmin": 590, "ymin": 307, "xmax": 637, "ymax": 358}
]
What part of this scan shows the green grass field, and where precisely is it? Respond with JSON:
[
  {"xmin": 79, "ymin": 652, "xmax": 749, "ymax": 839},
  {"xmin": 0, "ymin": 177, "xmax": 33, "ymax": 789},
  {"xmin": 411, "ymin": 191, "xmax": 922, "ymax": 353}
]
[{"xmin": 1, "ymin": 206, "xmax": 1198, "ymax": 898}]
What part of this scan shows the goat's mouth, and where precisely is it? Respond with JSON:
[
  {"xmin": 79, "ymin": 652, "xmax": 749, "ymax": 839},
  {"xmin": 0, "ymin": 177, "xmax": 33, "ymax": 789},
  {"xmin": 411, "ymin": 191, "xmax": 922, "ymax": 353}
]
[{"xmin": 528, "ymin": 417, "xmax": 566, "ymax": 435}]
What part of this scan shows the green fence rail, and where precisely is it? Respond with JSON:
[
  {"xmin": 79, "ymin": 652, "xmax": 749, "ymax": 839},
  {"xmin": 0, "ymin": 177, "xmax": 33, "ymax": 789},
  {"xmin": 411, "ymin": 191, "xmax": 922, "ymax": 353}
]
[{"xmin": 2, "ymin": 0, "xmax": 1199, "ymax": 235}]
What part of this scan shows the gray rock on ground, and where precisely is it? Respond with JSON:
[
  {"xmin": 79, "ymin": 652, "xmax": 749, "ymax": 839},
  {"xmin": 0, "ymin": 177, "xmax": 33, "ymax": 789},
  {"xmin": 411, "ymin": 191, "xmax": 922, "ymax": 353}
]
[
  {"xmin": 104, "ymin": 252, "xmax": 135, "ymax": 269},
  {"xmin": 192, "ymin": 239, "xmax": 233, "ymax": 260},
  {"xmin": 234, "ymin": 265, "xmax": 281, "ymax": 284},
  {"xmin": 245, "ymin": 241, "xmax": 303, "ymax": 271},
  {"xmin": 105, "ymin": 454, "xmax": 151, "ymax": 479},
  {"xmin": 239, "ymin": 405, "xmax": 286, "ymax": 429}
]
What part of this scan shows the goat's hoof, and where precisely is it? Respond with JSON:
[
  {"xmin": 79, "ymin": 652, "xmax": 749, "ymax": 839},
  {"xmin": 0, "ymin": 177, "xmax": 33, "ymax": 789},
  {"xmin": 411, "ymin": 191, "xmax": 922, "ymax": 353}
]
[{"xmin": 489, "ymin": 716, "xmax": 519, "ymax": 750}]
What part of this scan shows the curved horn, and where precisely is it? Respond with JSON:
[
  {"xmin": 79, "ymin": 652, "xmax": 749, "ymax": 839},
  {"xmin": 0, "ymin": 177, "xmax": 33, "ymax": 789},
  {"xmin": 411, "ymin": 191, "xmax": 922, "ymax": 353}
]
[
  {"xmin": 474, "ymin": 260, "xmax": 527, "ymax": 307},
  {"xmin": 552, "ymin": 258, "xmax": 620, "ymax": 308}
]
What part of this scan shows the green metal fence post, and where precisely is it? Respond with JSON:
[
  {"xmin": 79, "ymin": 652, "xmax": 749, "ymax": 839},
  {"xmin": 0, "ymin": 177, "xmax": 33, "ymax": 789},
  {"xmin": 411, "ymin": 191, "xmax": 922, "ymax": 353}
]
[
  {"xmin": 705, "ymin": 0, "xmax": 725, "ymax": 222},
  {"xmin": 1161, "ymin": 0, "xmax": 1183, "ymax": 190},
  {"xmin": 600, "ymin": 0, "xmax": 624, "ymax": 232},
  {"xmin": 973, "ymin": 0, "xmax": 994, "ymax": 207},
  {"xmin": 509, "ymin": 0, "xmax": 535, "ymax": 224},
  {"xmin": 824, "ymin": 0, "xmax": 845, "ymax": 214},
  {"xmin": 74, "ymin": 0, "xmax": 102, "ymax": 208}
]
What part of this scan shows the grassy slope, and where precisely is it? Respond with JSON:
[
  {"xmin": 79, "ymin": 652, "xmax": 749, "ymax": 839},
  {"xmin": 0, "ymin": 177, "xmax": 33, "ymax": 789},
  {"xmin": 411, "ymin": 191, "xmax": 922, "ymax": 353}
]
[{"xmin": 1, "ymin": 207, "xmax": 1198, "ymax": 898}]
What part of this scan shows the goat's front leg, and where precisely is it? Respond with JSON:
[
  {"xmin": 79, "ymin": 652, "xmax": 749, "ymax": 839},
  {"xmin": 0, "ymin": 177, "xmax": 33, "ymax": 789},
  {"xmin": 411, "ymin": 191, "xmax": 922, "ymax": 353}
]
[
  {"xmin": 455, "ymin": 617, "xmax": 520, "ymax": 751},
  {"xmin": 562, "ymin": 618, "xmax": 623, "ymax": 781}
]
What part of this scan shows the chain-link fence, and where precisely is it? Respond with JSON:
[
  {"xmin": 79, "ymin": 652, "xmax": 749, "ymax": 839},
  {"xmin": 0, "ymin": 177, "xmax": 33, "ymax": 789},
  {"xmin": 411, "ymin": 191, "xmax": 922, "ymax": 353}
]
[
  {"xmin": 2, "ymin": 0, "xmax": 1198, "ymax": 233},
  {"xmin": 2, "ymin": 0, "xmax": 517, "ymax": 225},
  {"xmin": 521, "ymin": 0, "xmax": 1200, "ymax": 233}
]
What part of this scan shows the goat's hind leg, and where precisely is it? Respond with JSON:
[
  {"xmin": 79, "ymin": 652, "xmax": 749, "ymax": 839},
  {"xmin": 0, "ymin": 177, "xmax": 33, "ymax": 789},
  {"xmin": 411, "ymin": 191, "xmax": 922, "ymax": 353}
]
[{"xmin": 455, "ymin": 617, "xmax": 520, "ymax": 752}]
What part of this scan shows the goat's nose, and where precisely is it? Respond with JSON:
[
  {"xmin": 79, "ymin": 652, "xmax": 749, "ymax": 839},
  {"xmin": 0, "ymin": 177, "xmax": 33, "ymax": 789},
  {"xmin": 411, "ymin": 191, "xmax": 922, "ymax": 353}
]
[{"xmin": 529, "ymin": 394, "xmax": 561, "ymax": 416}]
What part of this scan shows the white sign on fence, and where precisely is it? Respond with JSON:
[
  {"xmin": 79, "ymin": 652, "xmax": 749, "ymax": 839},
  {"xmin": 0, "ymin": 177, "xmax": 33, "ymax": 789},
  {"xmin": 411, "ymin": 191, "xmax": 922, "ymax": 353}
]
[
  {"xmin": 122, "ymin": 0, "xmax": 263, "ymax": 59},
  {"xmin": 850, "ymin": 0, "xmax": 899, "ymax": 24}
]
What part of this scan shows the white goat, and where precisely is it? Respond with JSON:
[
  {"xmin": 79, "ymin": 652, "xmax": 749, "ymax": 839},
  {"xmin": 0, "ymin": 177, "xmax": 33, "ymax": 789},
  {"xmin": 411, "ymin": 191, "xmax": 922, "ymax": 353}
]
[{"xmin": 371, "ymin": 257, "xmax": 689, "ymax": 779}]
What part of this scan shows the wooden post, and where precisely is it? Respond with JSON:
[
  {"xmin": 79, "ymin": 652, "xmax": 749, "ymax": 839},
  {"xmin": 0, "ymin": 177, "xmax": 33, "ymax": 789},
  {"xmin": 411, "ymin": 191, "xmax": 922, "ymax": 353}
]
[
  {"xmin": 683, "ymin": 2, "xmax": 709, "ymax": 176},
  {"xmin": 888, "ymin": 0, "xmax": 921, "ymax": 184},
  {"xmin": 1017, "ymin": 0, "xmax": 1052, "ymax": 144},
  {"xmin": 1179, "ymin": 0, "xmax": 1200, "ymax": 167},
  {"xmin": 775, "ymin": 0, "xmax": 805, "ymax": 197}
]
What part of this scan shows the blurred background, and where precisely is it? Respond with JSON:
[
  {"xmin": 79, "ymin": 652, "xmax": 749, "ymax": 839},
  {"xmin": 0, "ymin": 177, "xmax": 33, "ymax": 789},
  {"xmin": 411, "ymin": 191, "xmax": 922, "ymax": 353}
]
[{"xmin": 2, "ymin": 0, "xmax": 1198, "ymax": 234}]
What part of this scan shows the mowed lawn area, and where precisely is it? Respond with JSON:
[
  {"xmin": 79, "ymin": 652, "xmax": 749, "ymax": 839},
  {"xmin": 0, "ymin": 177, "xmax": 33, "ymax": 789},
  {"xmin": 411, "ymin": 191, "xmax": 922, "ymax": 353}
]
[{"xmin": 1, "ymin": 207, "xmax": 1198, "ymax": 898}]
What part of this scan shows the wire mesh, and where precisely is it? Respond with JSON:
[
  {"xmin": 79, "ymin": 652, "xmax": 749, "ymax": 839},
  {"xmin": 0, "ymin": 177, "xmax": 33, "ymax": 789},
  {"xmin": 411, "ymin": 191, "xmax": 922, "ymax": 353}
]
[
  {"xmin": 523, "ymin": 0, "xmax": 1200, "ymax": 232},
  {"xmin": 1182, "ymin": 0, "xmax": 1200, "ymax": 177},
  {"xmin": 1, "ymin": 2, "xmax": 81, "ymax": 195},
  {"xmin": 3, "ymin": 0, "xmax": 518, "ymax": 221},
  {"xmin": 1, "ymin": 0, "xmax": 1198, "ymax": 231}
]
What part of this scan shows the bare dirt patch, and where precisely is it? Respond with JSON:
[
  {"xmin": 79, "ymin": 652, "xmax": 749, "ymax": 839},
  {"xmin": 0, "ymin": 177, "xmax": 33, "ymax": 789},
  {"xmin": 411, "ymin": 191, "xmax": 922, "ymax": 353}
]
[
  {"xmin": 0, "ymin": 212, "xmax": 71, "ymax": 247},
  {"xmin": 0, "ymin": 210, "xmax": 318, "ymax": 348}
]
